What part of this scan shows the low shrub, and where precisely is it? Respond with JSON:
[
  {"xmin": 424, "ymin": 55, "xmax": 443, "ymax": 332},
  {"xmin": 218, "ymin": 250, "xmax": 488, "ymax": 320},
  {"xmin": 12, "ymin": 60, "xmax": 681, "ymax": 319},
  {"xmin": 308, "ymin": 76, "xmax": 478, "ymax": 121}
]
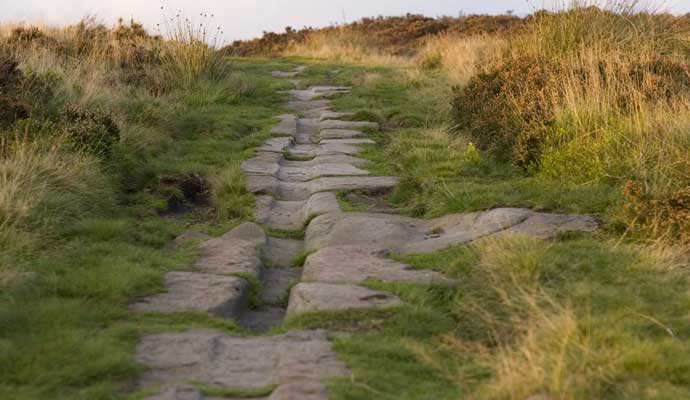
[{"xmin": 61, "ymin": 105, "xmax": 120, "ymax": 156}]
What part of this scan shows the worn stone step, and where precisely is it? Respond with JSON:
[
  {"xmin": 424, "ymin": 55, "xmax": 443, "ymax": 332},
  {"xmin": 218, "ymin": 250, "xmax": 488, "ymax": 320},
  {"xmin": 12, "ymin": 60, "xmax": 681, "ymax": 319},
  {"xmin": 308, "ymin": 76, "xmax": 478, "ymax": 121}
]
[
  {"xmin": 286, "ymin": 283, "xmax": 402, "ymax": 317},
  {"xmin": 247, "ymin": 175, "xmax": 399, "ymax": 201},
  {"xmin": 319, "ymin": 119, "xmax": 379, "ymax": 131},
  {"xmin": 130, "ymin": 272, "xmax": 249, "ymax": 318},
  {"xmin": 136, "ymin": 329, "xmax": 349, "ymax": 391},
  {"xmin": 255, "ymin": 192, "xmax": 341, "ymax": 230},
  {"xmin": 270, "ymin": 114, "xmax": 298, "ymax": 136},
  {"xmin": 302, "ymin": 245, "xmax": 448, "ymax": 285},
  {"xmin": 131, "ymin": 223, "xmax": 266, "ymax": 319},
  {"xmin": 320, "ymin": 129, "xmax": 366, "ymax": 139}
]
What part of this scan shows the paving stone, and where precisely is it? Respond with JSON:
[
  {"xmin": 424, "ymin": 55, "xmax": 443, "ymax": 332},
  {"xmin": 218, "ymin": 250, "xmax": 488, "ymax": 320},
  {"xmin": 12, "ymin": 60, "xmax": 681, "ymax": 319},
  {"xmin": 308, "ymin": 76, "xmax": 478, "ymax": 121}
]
[
  {"xmin": 320, "ymin": 129, "xmax": 366, "ymax": 139},
  {"xmin": 271, "ymin": 114, "xmax": 298, "ymax": 136},
  {"xmin": 259, "ymin": 137, "xmax": 293, "ymax": 153},
  {"xmin": 195, "ymin": 223, "xmax": 266, "ymax": 279},
  {"xmin": 305, "ymin": 208, "xmax": 598, "ymax": 254},
  {"xmin": 289, "ymin": 142, "xmax": 366, "ymax": 157},
  {"xmin": 247, "ymin": 175, "xmax": 399, "ymax": 201},
  {"xmin": 319, "ymin": 111, "xmax": 354, "ymax": 121},
  {"xmin": 281, "ymin": 154, "xmax": 370, "ymax": 167},
  {"xmin": 287, "ymin": 100, "xmax": 331, "ymax": 113},
  {"xmin": 319, "ymin": 120, "xmax": 378, "ymax": 131},
  {"xmin": 265, "ymin": 381, "xmax": 331, "ymax": 400},
  {"xmin": 302, "ymin": 245, "xmax": 448, "ymax": 284},
  {"xmin": 319, "ymin": 138, "xmax": 375, "ymax": 145},
  {"xmin": 288, "ymin": 87, "xmax": 350, "ymax": 101},
  {"xmin": 136, "ymin": 329, "xmax": 349, "ymax": 390},
  {"xmin": 130, "ymin": 272, "xmax": 249, "ymax": 318},
  {"xmin": 287, "ymin": 283, "xmax": 402, "ymax": 316}
]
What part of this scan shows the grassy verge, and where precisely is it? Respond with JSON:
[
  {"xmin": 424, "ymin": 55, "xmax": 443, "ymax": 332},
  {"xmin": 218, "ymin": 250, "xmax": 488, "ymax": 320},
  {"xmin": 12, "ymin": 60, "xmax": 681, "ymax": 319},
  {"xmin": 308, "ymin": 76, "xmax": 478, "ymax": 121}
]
[
  {"xmin": 272, "ymin": 8, "xmax": 690, "ymax": 396},
  {"xmin": 0, "ymin": 17, "xmax": 299, "ymax": 397}
]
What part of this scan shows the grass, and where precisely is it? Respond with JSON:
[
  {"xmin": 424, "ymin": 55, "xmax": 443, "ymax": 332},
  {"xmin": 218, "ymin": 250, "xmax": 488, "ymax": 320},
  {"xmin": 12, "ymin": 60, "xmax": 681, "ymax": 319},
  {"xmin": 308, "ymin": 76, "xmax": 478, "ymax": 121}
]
[{"xmin": 0, "ymin": 15, "xmax": 296, "ymax": 397}]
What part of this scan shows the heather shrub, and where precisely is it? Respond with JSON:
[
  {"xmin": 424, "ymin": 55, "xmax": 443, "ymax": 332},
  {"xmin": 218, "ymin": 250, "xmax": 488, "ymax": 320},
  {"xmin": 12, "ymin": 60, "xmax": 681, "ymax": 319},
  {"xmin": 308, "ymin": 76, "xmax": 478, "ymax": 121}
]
[{"xmin": 61, "ymin": 105, "xmax": 120, "ymax": 156}]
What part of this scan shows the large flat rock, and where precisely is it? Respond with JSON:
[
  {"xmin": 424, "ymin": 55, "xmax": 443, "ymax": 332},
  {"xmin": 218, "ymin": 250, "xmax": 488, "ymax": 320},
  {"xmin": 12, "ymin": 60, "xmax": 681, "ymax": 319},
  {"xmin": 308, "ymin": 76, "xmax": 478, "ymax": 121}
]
[
  {"xmin": 130, "ymin": 272, "xmax": 249, "ymax": 318},
  {"xmin": 306, "ymin": 208, "xmax": 599, "ymax": 254},
  {"xmin": 286, "ymin": 283, "xmax": 402, "ymax": 316},
  {"xmin": 136, "ymin": 329, "xmax": 349, "ymax": 390},
  {"xmin": 303, "ymin": 245, "xmax": 447, "ymax": 284}
]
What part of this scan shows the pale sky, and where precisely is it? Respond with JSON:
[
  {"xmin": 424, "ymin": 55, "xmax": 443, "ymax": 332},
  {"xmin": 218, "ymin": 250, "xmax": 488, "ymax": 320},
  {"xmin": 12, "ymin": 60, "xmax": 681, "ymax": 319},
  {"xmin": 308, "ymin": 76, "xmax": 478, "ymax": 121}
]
[{"xmin": 1, "ymin": 1, "xmax": 689, "ymax": 43}]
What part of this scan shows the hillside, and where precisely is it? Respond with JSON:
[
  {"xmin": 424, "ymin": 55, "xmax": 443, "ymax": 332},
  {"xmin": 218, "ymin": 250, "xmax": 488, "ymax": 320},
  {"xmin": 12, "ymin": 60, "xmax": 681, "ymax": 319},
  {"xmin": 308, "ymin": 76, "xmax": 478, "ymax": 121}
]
[{"xmin": 2, "ymin": 4, "xmax": 690, "ymax": 400}]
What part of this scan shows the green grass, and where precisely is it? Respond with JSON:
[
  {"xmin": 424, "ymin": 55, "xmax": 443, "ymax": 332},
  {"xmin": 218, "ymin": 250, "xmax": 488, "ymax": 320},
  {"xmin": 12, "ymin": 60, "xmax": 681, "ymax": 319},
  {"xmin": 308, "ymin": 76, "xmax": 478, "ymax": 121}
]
[{"xmin": 0, "ymin": 57, "xmax": 295, "ymax": 399}]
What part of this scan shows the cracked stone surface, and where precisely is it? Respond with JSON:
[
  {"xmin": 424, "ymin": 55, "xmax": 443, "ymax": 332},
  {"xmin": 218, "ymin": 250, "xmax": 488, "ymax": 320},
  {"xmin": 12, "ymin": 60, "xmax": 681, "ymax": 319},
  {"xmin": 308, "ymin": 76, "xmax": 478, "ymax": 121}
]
[
  {"xmin": 130, "ymin": 272, "xmax": 249, "ymax": 318},
  {"xmin": 302, "ymin": 245, "xmax": 448, "ymax": 284},
  {"xmin": 305, "ymin": 208, "xmax": 598, "ymax": 254},
  {"xmin": 287, "ymin": 283, "xmax": 403, "ymax": 317},
  {"xmin": 136, "ymin": 329, "xmax": 349, "ymax": 390}
]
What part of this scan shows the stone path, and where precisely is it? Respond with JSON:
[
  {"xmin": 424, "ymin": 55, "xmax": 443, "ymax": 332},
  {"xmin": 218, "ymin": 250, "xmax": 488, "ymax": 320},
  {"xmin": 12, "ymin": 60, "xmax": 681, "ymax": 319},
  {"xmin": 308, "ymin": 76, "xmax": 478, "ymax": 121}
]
[{"xmin": 133, "ymin": 66, "xmax": 599, "ymax": 399}]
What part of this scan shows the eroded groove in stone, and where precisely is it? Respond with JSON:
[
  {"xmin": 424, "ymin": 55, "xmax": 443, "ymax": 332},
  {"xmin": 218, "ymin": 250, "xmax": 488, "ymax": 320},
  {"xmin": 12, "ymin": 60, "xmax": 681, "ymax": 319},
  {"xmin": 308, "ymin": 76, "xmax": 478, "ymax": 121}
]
[
  {"xmin": 255, "ymin": 192, "xmax": 341, "ymax": 230},
  {"xmin": 136, "ymin": 329, "xmax": 349, "ymax": 390}
]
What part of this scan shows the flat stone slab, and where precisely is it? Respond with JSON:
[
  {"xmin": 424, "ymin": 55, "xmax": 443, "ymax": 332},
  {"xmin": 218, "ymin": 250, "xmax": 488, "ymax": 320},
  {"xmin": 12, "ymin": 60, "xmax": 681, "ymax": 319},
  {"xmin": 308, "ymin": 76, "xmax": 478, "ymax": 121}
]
[
  {"xmin": 319, "ymin": 120, "xmax": 378, "ymax": 131},
  {"xmin": 320, "ymin": 129, "xmax": 366, "ymax": 139},
  {"xmin": 288, "ymin": 100, "xmax": 331, "ymax": 113},
  {"xmin": 319, "ymin": 111, "xmax": 354, "ymax": 121},
  {"xmin": 136, "ymin": 329, "xmax": 349, "ymax": 390},
  {"xmin": 259, "ymin": 137, "xmax": 293, "ymax": 153},
  {"xmin": 130, "ymin": 272, "xmax": 249, "ymax": 318},
  {"xmin": 281, "ymin": 154, "xmax": 370, "ymax": 167},
  {"xmin": 195, "ymin": 223, "xmax": 266, "ymax": 279},
  {"xmin": 247, "ymin": 175, "xmax": 399, "ymax": 201},
  {"xmin": 287, "ymin": 283, "xmax": 402, "ymax": 316},
  {"xmin": 271, "ymin": 115, "xmax": 298, "ymax": 136},
  {"xmin": 303, "ymin": 245, "xmax": 448, "ymax": 284},
  {"xmin": 244, "ymin": 156, "xmax": 369, "ymax": 182},
  {"xmin": 288, "ymin": 87, "xmax": 350, "ymax": 101},
  {"xmin": 306, "ymin": 208, "xmax": 598, "ymax": 254},
  {"xmin": 289, "ymin": 142, "xmax": 366, "ymax": 157},
  {"xmin": 255, "ymin": 192, "xmax": 341, "ymax": 230}
]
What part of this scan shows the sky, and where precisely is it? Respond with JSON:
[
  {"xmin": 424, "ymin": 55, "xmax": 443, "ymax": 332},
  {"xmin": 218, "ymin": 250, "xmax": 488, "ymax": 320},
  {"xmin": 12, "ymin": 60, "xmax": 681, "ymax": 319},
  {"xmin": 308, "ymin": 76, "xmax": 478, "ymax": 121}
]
[{"xmin": 1, "ymin": 0, "xmax": 689, "ymax": 43}]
